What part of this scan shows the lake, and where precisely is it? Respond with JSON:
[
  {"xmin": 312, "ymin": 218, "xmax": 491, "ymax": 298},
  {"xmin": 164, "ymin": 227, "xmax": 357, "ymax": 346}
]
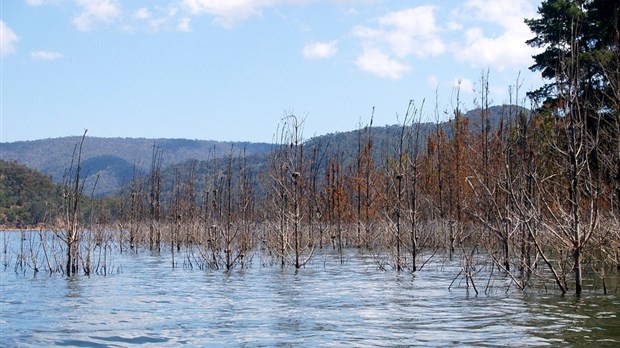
[{"xmin": 1, "ymin": 231, "xmax": 619, "ymax": 347}]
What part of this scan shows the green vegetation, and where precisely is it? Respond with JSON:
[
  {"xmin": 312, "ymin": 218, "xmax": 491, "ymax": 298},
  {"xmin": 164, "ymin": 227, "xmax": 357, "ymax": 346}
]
[
  {"xmin": 0, "ymin": 137, "xmax": 272, "ymax": 196},
  {"xmin": 0, "ymin": 160, "xmax": 62, "ymax": 227},
  {"xmin": 525, "ymin": 0, "xmax": 619, "ymax": 294},
  {"xmin": 0, "ymin": 159, "xmax": 118, "ymax": 230}
]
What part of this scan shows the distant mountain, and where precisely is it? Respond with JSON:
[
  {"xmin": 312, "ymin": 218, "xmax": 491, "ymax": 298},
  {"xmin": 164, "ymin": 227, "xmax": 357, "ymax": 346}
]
[
  {"xmin": 305, "ymin": 104, "xmax": 530, "ymax": 167},
  {"xmin": 153, "ymin": 104, "xmax": 531, "ymax": 200},
  {"xmin": 0, "ymin": 137, "xmax": 272, "ymax": 196},
  {"xmin": 0, "ymin": 105, "xmax": 529, "ymax": 197}
]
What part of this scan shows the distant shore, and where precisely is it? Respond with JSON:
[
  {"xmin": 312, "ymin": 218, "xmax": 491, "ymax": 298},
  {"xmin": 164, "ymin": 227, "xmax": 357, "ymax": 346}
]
[{"xmin": 0, "ymin": 224, "xmax": 54, "ymax": 232}]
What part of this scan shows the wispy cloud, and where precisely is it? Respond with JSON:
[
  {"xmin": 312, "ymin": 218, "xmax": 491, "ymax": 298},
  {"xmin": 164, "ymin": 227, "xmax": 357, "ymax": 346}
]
[
  {"xmin": 181, "ymin": 0, "xmax": 356, "ymax": 28},
  {"xmin": 352, "ymin": 6, "xmax": 445, "ymax": 79},
  {"xmin": 73, "ymin": 0, "xmax": 122, "ymax": 32},
  {"xmin": 302, "ymin": 41, "xmax": 338, "ymax": 60},
  {"xmin": 17, "ymin": 0, "xmax": 543, "ymax": 79},
  {"xmin": 453, "ymin": 77, "xmax": 475, "ymax": 94},
  {"xmin": 355, "ymin": 49, "xmax": 410, "ymax": 80},
  {"xmin": 31, "ymin": 50, "xmax": 63, "ymax": 61},
  {"xmin": 128, "ymin": 5, "xmax": 193, "ymax": 32},
  {"xmin": 134, "ymin": 7, "xmax": 152, "ymax": 20},
  {"xmin": 181, "ymin": 0, "xmax": 265, "ymax": 28},
  {"xmin": 427, "ymin": 75, "xmax": 439, "ymax": 89},
  {"xmin": 26, "ymin": 0, "xmax": 59, "ymax": 6},
  {"xmin": 177, "ymin": 17, "xmax": 191, "ymax": 32},
  {"xmin": 451, "ymin": 0, "xmax": 538, "ymax": 70},
  {"xmin": 0, "ymin": 21, "xmax": 18, "ymax": 56},
  {"xmin": 375, "ymin": 6, "xmax": 446, "ymax": 58}
]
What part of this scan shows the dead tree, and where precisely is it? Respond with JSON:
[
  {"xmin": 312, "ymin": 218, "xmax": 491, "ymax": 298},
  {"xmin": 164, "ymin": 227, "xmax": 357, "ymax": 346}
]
[
  {"xmin": 148, "ymin": 143, "xmax": 163, "ymax": 251},
  {"xmin": 61, "ymin": 130, "xmax": 87, "ymax": 276}
]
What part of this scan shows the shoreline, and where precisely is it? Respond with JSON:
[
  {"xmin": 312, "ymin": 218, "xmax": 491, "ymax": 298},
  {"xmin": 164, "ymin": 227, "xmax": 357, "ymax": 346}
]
[{"xmin": 0, "ymin": 224, "xmax": 55, "ymax": 232}]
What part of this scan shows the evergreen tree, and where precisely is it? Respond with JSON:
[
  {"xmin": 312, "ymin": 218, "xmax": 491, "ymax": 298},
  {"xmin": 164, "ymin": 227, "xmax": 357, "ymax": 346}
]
[
  {"xmin": 526, "ymin": 0, "xmax": 619, "ymax": 295},
  {"xmin": 526, "ymin": 0, "xmax": 619, "ymax": 112}
]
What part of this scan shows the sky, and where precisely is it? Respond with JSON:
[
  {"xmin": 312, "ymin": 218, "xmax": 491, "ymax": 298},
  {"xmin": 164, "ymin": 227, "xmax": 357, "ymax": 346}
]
[{"xmin": 1, "ymin": 0, "xmax": 545, "ymax": 143}]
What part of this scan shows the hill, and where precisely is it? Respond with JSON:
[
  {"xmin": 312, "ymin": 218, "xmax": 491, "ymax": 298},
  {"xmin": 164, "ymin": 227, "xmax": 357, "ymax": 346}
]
[
  {"xmin": 304, "ymin": 104, "xmax": 530, "ymax": 167},
  {"xmin": 0, "ymin": 105, "xmax": 528, "ymax": 197},
  {"xmin": 0, "ymin": 160, "xmax": 62, "ymax": 227},
  {"xmin": 156, "ymin": 104, "xmax": 530, "ymax": 198},
  {"xmin": 0, "ymin": 137, "xmax": 272, "ymax": 196}
]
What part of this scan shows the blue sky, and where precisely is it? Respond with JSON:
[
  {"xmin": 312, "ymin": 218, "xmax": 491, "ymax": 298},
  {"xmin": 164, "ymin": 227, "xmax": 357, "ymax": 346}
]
[{"xmin": 1, "ymin": 0, "xmax": 544, "ymax": 143}]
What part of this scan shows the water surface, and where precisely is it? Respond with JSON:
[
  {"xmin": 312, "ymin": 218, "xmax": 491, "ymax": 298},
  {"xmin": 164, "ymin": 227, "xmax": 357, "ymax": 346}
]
[{"xmin": 1, "ymin": 232, "xmax": 618, "ymax": 347}]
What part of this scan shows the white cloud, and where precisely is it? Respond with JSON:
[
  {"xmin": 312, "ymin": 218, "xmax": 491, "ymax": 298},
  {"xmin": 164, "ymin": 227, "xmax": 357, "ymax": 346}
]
[
  {"xmin": 178, "ymin": 17, "xmax": 191, "ymax": 32},
  {"xmin": 379, "ymin": 6, "xmax": 444, "ymax": 56},
  {"xmin": 462, "ymin": 0, "xmax": 534, "ymax": 26},
  {"xmin": 302, "ymin": 40, "xmax": 337, "ymax": 60},
  {"xmin": 182, "ymin": 0, "xmax": 268, "ymax": 28},
  {"xmin": 26, "ymin": 0, "xmax": 58, "ymax": 5},
  {"xmin": 0, "ymin": 21, "xmax": 18, "ymax": 56},
  {"xmin": 427, "ymin": 75, "xmax": 439, "ymax": 89},
  {"xmin": 134, "ymin": 7, "xmax": 152, "ymax": 20},
  {"xmin": 447, "ymin": 21, "xmax": 463, "ymax": 31},
  {"xmin": 73, "ymin": 0, "xmax": 122, "ymax": 32},
  {"xmin": 128, "ymin": 5, "xmax": 192, "ymax": 32},
  {"xmin": 180, "ymin": 0, "xmax": 372, "ymax": 28},
  {"xmin": 345, "ymin": 7, "xmax": 358, "ymax": 16},
  {"xmin": 455, "ymin": 27, "xmax": 535, "ymax": 71},
  {"xmin": 452, "ymin": 0, "xmax": 539, "ymax": 70},
  {"xmin": 352, "ymin": 6, "xmax": 445, "ymax": 79},
  {"xmin": 355, "ymin": 49, "xmax": 410, "ymax": 80},
  {"xmin": 453, "ymin": 77, "xmax": 474, "ymax": 93},
  {"xmin": 31, "ymin": 50, "xmax": 63, "ymax": 61}
]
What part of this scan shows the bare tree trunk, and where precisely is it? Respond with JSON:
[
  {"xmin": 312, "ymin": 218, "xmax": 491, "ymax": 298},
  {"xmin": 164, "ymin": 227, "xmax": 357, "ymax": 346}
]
[
  {"xmin": 64, "ymin": 130, "xmax": 87, "ymax": 276},
  {"xmin": 149, "ymin": 143, "xmax": 163, "ymax": 252}
]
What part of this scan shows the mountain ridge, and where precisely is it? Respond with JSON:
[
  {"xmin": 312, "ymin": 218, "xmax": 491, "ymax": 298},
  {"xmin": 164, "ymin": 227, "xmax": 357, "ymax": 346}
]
[
  {"xmin": 0, "ymin": 136, "xmax": 273, "ymax": 196},
  {"xmin": 0, "ymin": 105, "xmax": 529, "ymax": 196}
]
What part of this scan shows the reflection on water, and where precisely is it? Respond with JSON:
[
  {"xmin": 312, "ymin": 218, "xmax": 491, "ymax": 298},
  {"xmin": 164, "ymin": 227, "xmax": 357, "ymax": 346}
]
[{"xmin": 0, "ymin": 232, "xmax": 619, "ymax": 347}]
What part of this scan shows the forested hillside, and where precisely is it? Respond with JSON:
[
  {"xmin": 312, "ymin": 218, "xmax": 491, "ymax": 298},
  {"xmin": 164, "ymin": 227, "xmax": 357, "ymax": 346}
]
[
  {"xmin": 159, "ymin": 105, "xmax": 529, "ymax": 195},
  {"xmin": 305, "ymin": 104, "xmax": 528, "ymax": 168},
  {"xmin": 0, "ymin": 160, "xmax": 62, "ymax": 227},
  {"xmin": 0, "ymin": 137, "xmax": 272, "ymax": 196},
  {"xmin": 0, "ymin": 105, "xmax": 525, "ymax": 197}
]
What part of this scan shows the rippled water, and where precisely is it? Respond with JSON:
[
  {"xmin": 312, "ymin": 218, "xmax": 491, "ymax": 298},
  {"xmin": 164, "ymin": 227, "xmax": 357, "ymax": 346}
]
[{"xmin": 1, "ymin": 232, "xmax": 619, "ymax": 347}]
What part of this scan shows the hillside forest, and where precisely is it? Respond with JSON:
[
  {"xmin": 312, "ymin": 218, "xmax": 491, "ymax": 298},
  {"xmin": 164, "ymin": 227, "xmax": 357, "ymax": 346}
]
[{"xmin": 1, "ymin": 0, "xmax": 619, "ymax": 296}]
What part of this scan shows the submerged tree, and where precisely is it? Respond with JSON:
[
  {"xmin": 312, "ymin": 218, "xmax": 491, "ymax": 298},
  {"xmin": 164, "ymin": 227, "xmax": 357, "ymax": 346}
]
[
  {"xmin": 61, "ymin": 130, "xmax": 87, "ymax": 276},
  {"xmin": 148, "ymin": 144, "xmax": 163, "ymax": 251},
  {"xmin": 526, "ymin": 0, "xmax": 620, "ymax": 294},
  {"xmin": 262, "ymin": 113, "xmax": 316, "ymax": 268}
]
